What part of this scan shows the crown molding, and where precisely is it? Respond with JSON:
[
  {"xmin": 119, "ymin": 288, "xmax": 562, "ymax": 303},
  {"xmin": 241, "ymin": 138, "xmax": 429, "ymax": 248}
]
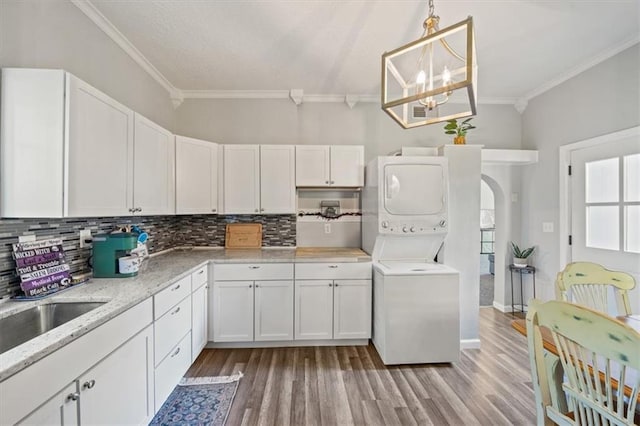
[
  {"xmin": 523, "ymin": 36, "xmax": 640, "ymax": 102},
  {"xmin": 71, "ymin": 0, "xmax": 180, "ymax": 100},
  {"xmin": 181, "ymin": 89, "xmax": 290, "ymax": 99}
]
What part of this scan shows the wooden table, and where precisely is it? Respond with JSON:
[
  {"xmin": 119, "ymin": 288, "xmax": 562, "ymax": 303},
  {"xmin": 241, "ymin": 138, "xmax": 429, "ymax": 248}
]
[{"xmin": 512, "ymin": 315, "xmax": 640, "ymax": 399}]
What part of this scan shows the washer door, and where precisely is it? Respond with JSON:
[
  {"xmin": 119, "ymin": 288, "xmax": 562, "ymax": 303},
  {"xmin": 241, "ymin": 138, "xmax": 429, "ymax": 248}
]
[{"xmin": 383, "ymin": 163, "xmax": 445, "ymax": 215}]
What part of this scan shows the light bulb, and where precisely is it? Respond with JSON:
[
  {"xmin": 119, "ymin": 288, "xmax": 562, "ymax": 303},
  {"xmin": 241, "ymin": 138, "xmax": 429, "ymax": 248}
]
[
  {"xmin": 442, "ymin": 66, "xmax": 451, "ymax": 86},
  {"xmin": 416, "ymin": 70, "xmax": 426, "ymax": 85}
]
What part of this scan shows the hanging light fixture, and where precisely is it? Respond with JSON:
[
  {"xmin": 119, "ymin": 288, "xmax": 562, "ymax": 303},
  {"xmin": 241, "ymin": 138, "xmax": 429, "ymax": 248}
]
[{"xmin": 381, "ymin": 0, "xmax": 477, "ymax": 129}]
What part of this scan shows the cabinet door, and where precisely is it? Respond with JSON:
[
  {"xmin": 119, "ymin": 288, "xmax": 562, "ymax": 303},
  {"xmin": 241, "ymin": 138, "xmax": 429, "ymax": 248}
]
[
  {"xmin": 79, "ymin": 325, "xmax": 154, "ymax": 425},
  {"xmin": 213, "ymin": 281, "xmax": 254, "ymax": 342},
  {"xmin": 133, "ymin": 114, "xmax": 175, "ymax": 215},
  {"xmin": 176, "ymin": 136, "xmax": 218, "ymax": 214},
  {"xmin": 260, "ymin": 145, "xmax": 296, "ymax": 213},
  {"xmin": 255, "ymin": 280, "xmax": 293, "ymax": 341},
  {"xmin": 295, "ymin": 145, "xmax": 330, "ymax": 186},
  {"xmin": 330, "ymin": 145, "xmax": 364, "ymax": 187},
  {"xmin": 333, "ymin": 279, "xmax": 371, "ymax": 339},
  {"xmin": 223, "ymin": 145, "xmax": 260, "ymax": 214},
  {"xmin": 18, "ymin": 381, "xmax": 79, "ymax": 426},
  {"xmin": 191, "ymin": 283, "xmax": 208, "ymax": 361},
  {"xmin": 294, "ymin": 280, "xmax": 333, "ymax": 340},
  {"xmin": 65, "ymin": 74, "xmax": 134, "ymax": 217}
]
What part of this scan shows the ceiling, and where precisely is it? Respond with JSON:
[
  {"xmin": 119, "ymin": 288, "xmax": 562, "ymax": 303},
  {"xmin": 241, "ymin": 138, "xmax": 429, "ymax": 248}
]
[{"xmin": 84, "ymin": 0, "xmax": 639, "ymax": 106}]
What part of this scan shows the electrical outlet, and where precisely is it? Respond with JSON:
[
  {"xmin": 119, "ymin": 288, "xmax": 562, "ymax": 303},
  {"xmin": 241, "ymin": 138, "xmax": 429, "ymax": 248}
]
[
  {"xmin": 324, "ymin": 223, "xmax": 331, "ymax": 234},
  {"xmin": 543, "ymin": 222, "xmax": 554, "ymax": 233},
  {"xmin": 79, "ymin": 229, "xmax": 92, "ymax": 248}
]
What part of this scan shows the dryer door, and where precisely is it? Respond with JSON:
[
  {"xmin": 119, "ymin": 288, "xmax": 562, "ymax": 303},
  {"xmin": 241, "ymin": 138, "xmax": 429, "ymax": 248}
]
[{"xmin": 383, "ymin": 163, "xmax": 445, "ymax": 215}]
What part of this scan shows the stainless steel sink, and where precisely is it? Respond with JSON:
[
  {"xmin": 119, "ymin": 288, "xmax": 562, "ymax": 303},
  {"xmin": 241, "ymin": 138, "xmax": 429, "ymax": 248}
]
[{"xmin": 0, "ymin": 302, "xmax": 106, "ymax": 355}]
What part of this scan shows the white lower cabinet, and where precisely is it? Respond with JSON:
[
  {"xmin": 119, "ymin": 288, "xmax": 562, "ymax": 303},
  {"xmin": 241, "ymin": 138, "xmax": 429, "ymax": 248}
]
[
  {"xmin": 294, "ymin": 263, "xmax": 372, "ymax": 341},
  {"xmin": 191, "ymin": 282, "xmax": 209, "ymax": 361},
  {"xmin": 255, "ymin": 280, "xmax": 294, "ymax": 341},
  {"xmin": 212, "ymin": 263, "xmax": 294, "ymax": 343},
  {"xmin": 79, "ymin": 325, "xmax": 154, "ymax": 425},
  {"xmin": 154, "ymin": 332, "xmax": 192, "ymax": 411},
  {"xmin": 18, "ymin": 382, "xmax": 79, "ymax": 425}
]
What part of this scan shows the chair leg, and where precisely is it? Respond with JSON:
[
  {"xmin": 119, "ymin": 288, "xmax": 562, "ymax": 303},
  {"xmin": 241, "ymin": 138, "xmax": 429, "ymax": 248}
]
[{"xmin": 544, "ymin": 352, "xmax": 568, "ymax": 414}]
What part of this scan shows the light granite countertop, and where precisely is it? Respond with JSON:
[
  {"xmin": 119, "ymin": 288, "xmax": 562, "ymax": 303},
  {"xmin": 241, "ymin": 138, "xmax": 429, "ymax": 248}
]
[{"xmin": 0, "ymin": 247, "xmax": 370, "ymax": 381}]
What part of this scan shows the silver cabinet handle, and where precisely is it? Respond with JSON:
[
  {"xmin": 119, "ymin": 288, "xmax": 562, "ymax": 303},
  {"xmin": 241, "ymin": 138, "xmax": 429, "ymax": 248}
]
[
  {"xmin": 198, "ymin": 269, "xmax": 205, "ymax": 274},
  {"xmin": 249, "ymin": 284, "xmax": 253, "ymax": 288},
  {"xmin": 329, "ymin": 283, "xmax": 333, "ymax": 287},
  {"xmin": 128, "ymin": 208, "xmax": 135, "ymax": 213},
  {"xmin": 82, "ymin": 380, "xmax": 96, "ymax": 390},
  {"xmin": 67, "ymin": 392, "xmax": 80, "ymax": 402},
  {"xmin": 328, "ymin": 265, "xmax": 338, "ymax": 269},
  {"xmin": 325, "ymin": 180, "xmax": 329, "ymax": 184},
  {"xmin": 212, "ymin": 208, "xmax": 217, "ymax": 212},
  {"xmin": 260, "ymin": 208, "xmax": 264, "ymax": 212},
  {"xmin": 249, "ymin": 266, "xmax": 260, "ymax": 269},
  {"xmin": 254, "ymin": 209, "xmax": 259, "ymax": 212},
  {"xmin": 171, "ymin": 306, "xmax": 181, "ymax": 315},
  {"xmin": 170, "ymin": 347, "xmax": 181, "ymax": 358},
  {"xmin": 172, "ymin": 284, "xmax": 181, "ymax": 291},
  {"xmin": 255, "ymin": 284, "xmax": 259, "ymax": 288},
  {"xmin": 330, "ymin": 181, "xmax": 335, "ymax": 184},
  {"xmin": 334, "ymin": 283, "xmax": 339, "ymax": 287}
]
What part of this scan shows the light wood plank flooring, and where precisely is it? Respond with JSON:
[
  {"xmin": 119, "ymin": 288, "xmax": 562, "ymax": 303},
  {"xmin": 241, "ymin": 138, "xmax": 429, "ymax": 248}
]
[{"xmin": 186, "ymin": 308, "xmax": 535, "ymax": 425}]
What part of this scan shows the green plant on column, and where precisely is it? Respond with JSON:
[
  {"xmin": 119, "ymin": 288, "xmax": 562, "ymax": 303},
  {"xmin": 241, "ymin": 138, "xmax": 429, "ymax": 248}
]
[{"xmin": 444, "ymin": 117, "xmax": 476, "ymax": 144}]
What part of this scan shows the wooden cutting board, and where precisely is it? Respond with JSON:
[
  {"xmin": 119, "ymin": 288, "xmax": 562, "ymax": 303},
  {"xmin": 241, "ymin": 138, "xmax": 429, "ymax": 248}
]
[{"xmin": 225, "ymin": 223, "xmax": 262, "ymax": 248}]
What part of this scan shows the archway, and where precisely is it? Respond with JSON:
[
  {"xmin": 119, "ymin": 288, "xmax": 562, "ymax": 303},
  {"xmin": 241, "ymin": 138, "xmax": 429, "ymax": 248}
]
[{"xmin": 479, "ymin": 179, "xmax": 495, "ymax": 306}]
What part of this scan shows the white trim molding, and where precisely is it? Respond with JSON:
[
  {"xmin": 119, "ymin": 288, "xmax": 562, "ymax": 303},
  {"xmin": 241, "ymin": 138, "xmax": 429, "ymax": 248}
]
[
  {"xmin": 461, "ymin": 339, "xmax": 481, "ymax": 350},
  {"xmin": 71, "ymin": 0, "xmax": 180, "ymax": 103}
]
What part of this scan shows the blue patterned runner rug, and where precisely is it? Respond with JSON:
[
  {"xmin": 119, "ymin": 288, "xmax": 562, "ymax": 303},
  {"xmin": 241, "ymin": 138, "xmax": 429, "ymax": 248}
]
[{"xmin": 150, "ymin": 373, "xmax": 243, "ymax": 426}]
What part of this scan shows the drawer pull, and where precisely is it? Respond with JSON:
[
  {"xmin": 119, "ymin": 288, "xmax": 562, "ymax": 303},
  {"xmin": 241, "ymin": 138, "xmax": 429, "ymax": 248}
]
[
  {"xmin": 249, "ymin": 284, "xmax": 253, "ymax": 288},
  {"xmin": 67, "ymin": 392, "xmax": 80, "ymax": 402},
  {"xmin": 334, "ymin": 283, "xmax": 339, "ymax": 287},
  {"xmin": 328, "ymin": 265, "xmax": 339, "ymax": 269},
  {"xmin": 329, "ymin": 283, "xmax": 333, "ymax": 287},
  {"xmin": 198, "ymin": 269, "xmax": 205, "ymax": 274},
  {"xmin": 82, "ymin": 380, "xmax": 96, "ymax": 390},
  {"xmin": 249, "ymin": 266, "xmax": 261, "ymax": 269},
  {"xmin": 172, "ymin": 284, "xmax": 181, "ymax": 291},
  {"xmin": 170, "ymin": 347, "xmax": 181, "ymax": 358},
  {"xmin": 171, "ymin": 306, "xmax": 181, "ymax": 315}
]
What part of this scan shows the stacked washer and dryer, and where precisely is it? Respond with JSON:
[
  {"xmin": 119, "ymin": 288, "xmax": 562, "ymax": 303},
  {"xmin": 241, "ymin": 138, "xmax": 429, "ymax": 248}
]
[{"xmin": 362, "ymin": 156, "xmax": 460, "ymax": 365}]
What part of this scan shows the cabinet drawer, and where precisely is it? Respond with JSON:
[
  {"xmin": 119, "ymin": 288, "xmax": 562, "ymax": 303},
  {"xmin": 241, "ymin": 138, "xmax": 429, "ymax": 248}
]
[
  {"xmin": 191, "ymin": 265, "xmax": 208, "ymax": 290},
  {"xmin": 154, "ymin": 331, "xmax": 191, "ymax": 411},
  {"xmin": 154, "ymin": 296, "xmax": 191, "ymax": 366},
  {"xmin": 214, "ymin": 263, "xmax": 293, "ymax": 281},
  {"xmin": 154, "ymin": 275, "xmax": 191, "ymax": 319},
  {"xmin": 295, "ymin": 262, "xmax": 372, "ymax": 280}
]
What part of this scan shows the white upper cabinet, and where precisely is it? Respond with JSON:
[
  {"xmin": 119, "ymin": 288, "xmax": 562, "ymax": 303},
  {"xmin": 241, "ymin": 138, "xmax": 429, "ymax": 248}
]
[
  {"xmin": 295, "ymin": 145, "xmax": 364, "ymax": 187},
  {"xmin": 223, "ymin": 145, "xmax": 261, "ymax": 214},
  {"xmin": 175, "ymin": 135, "xmax": 219, "ymax": 215},
  {"xmin": 133, "ymin": 114, "xmax": 175, "ymax": 215},
  {"xmin": 66, "ymin": 74, "xmax": 135, "ymax": 217},
  {"xmin": 223, "ymin": 144, "xmax": 296, "ymax": 214},
  {"xmin": 295, "ymin": 145, "xmax": 330, "ymax": 186},
  {"xmin": 260, "ymin": 145, "xmax": 296, "ymax": 214}
]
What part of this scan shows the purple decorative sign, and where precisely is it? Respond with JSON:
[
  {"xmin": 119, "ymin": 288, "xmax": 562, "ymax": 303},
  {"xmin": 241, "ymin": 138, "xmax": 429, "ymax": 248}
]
[
  {"xmin": 15, "ymin": 252, "xmax": 65, "ymax": 268},
  {"xmin": 13, "ymin": 238, "xmax": 71, "ymax": 298}
]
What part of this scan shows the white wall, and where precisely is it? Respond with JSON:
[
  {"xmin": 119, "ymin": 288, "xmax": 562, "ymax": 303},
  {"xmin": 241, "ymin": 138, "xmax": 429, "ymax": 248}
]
[
  {"xmin": 0, "ymin": 0, "xmax": 175, "ymax": 130},
  {"xmin": 521, "ymin": 44, "xmax": 640, "ymax": 300},
  {"xmin": 175, "ymin": 100, "xmax": 522, "ymax": 159}
]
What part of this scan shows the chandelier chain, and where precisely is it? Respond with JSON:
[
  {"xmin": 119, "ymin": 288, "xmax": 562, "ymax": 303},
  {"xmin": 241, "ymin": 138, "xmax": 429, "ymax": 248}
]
[{"xmin": 428, "ymin": 0, "xmax": 435, "ymax": 17}]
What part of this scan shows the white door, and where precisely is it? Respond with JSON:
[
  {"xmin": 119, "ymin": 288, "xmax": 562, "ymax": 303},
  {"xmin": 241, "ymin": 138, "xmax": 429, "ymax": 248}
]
[
  {"xmin": 333, "ymin": 279, "xmax": 371, "ymax": 339},
  {"xmin": 65, "ymin": 74, "xmax": 134, "ymax": 217},
  {"xmin": 330, "ymin": 146, "xmax": 364, "ymax": 187},
  {"xmin": 383, "ymin": 163, "xmax": 446, "ymax": 215},
  {"xmin": 213, "ymin": 281, "xmax": 254, "ymax": 342},
  {"xmin": 191, "ymin": 283, "xmax": 208, "ymax": 361},
  {"xmin": 260, "ymin": 145, "xmax": 296, "ymax": 213},
  {"xmin": 294, "ymin": 280, "xmax": 333, "ymax": 340},
  {"xmin": 223, "ymin": 145, "xmax": 260, "ymax": 214},
  {"xmin": 19, "ymin": 382, "xmax": 79, "ymax": 426},
  {"xmin": 254, "ymin": 280, "xmax": 294, "ymax": 341},
  {"xmin": 79, "ymin": 325, "xmax": 154, "ymax": 425},
  {"xmin": 571, "ymin": 135, "xmax": 640, "ymax": 273},
  {"xmin": 295, "ymin": 145, "xmax": 330, "ymax": 186},
  {"xmin": 133, "ymin": 114, "xmax": 175, "ymax": 215},
  {"xmin": 176, "ymin": 136, "xmax": 218, "ymax": 214}
]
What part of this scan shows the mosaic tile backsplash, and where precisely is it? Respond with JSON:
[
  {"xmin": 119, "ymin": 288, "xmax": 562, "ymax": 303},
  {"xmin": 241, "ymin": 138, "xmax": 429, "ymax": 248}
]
[{"xmin": 0, "ymin": 214, "xmax": 295, "ymax": 299}]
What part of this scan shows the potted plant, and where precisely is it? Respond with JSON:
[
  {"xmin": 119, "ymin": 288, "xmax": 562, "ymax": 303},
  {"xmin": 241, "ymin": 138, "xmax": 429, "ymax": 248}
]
[
  {"xmin": 511, "ymin": 242, "xmax": 535, "ymax": 267},
  {"xmin": 444, "ymin": 117, "xmax": 476, "ymax": 144}
]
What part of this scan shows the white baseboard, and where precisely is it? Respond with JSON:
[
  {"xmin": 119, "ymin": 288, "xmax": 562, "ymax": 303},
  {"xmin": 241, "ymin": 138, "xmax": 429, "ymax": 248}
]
[
  {"xmin": 461, "ymin": 339, "xmax": 481, "ymax": 350},
  {"xmin": 493, "ymin": 301, "xmax": 509, "ymax": 312},
  {"xmin": 206, "ymin": 338, "xmax": 369, "ymax": 349}
]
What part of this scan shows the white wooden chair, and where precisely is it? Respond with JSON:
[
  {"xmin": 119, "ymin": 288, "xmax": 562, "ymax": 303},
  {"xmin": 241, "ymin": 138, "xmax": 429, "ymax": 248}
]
[
  {"xmin": 555, "ymin": 262, "xmax": 636, "ymax": 316},
  {"xmin": 527, "ymin": 300, "xmax": 640, "ymax": 426}
]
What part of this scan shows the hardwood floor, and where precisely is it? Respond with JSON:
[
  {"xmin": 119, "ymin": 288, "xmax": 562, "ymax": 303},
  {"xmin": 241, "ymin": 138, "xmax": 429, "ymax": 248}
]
[{"xmin": 186, "ymin": 308, "xmax": 536, "ymax": 425}]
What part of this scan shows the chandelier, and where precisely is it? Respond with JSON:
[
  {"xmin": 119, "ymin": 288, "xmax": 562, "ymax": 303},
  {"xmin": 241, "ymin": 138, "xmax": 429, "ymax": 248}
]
[{"xmin": 381, "ymin": 0, "xmax": 477, "ymax": 129}]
